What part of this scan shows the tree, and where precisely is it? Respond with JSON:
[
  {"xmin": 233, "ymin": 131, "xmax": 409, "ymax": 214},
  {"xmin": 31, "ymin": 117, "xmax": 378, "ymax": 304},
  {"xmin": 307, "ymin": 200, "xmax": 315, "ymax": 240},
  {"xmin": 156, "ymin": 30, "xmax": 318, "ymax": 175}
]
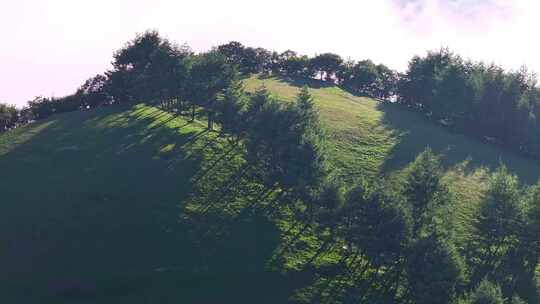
[
  {"xmin": 27, "ymin": 96, "xmax": 55, "ymax": 120},
  {"xmin": 306, "ymin": 178, "xmax": 346, "ymax": 266},
  {"xmin": 0, "ymin": 103, "xmax": 18, "ymax": 131},
  {"xmin": 403, "ymin": 148, "xmax": 451, "ymax": 234},
  {"xmin": 253, "ymin": 47, "xmax": 273, "ymax": 74},
  {"xmin": 76, "ymin": 74, "xmax": 110, "ymax": 109},
  {"xmin": 469, "ymin": 167, "xmax": 525, "ymax": 289},
  {"xmin": 399, "ymin": 48, "xmax": 454, "ymax": 111},
  {"xmin": 310, "ymin": 53, "xmax": 343, "ymax": 81},
  {"xmin": 110, "ymin": 30, "xmax": 164, "ymax": 102},
  {"xmin": 464, "ymin": 279, "xmax": 505, "ymax": 304},
  {"xmin": 109, "ymin": 30, "xmax": 190, "ymax": 105},
  {"xmin": 406, "ymin": 231, "xmax": 465, "ymax": 304},
  {"xmin": 524, "ymin": 182, "xmax": 540, "ymax": 273},
  {"xmin": 340, "ymin": 182, "xmax": 411, "ymax": 302},
  {"xmin": 52, "ymin": 94, "xmax": 81, "ymax": 113},
  {"xmin": 244, "ymin": 86, "xmax": 326, "ymax": 201},
  {"xmin": 217, "ymin": 41, "xmax": 245, "ymax": 68},
  {"xmin": 375, "ymin": 64, "xmax": 399, "ymax": 100},
  {"xmin": 215, "ymin": 78, "xmax": 247, "ymax": 140},
  {"xmin": 287, "ymin": 87, "xmax": 327, "ymax": 199},
  {"xmin": 347, "ymin": 59, "xmax": 380, "ymax": 96},
  {"xmin": 188, "ymin": 51, "xmax": 236, "ymax": 129},
  {"xmin": 281, "ymin": 55, "xmax": 313, "ymax": 78}
]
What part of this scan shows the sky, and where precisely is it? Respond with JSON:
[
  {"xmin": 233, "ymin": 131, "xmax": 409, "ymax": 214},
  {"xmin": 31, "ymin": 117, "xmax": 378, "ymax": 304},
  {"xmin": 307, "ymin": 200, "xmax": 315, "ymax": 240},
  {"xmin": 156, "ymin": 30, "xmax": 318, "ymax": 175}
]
[{"xmin": 1, "ymin": 0, "xmax": 539, "ymax": 106}]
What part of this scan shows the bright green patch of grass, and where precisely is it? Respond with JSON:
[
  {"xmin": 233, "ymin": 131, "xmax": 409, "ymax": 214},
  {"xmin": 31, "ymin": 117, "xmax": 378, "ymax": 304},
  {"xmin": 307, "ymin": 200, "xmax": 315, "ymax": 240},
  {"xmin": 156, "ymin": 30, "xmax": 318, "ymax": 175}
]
[{"xmin": 244, "ymin": 74, "xmax": 540, "ymax": 243}]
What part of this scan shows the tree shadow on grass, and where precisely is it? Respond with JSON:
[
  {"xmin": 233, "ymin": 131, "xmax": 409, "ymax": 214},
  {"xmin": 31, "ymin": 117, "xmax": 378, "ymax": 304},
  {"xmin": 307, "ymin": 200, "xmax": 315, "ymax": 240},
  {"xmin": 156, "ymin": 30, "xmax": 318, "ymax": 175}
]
[
  {"xmin": 0, "ymin": 104, "xmax": 265, "ymax": 303},
  {"xmin": 0, "ymin": 103, "xmax": 312, "ymax": 303},
  {"xmin": 376, "ymin": 102, "xmax": 540, "ymax": 184}
]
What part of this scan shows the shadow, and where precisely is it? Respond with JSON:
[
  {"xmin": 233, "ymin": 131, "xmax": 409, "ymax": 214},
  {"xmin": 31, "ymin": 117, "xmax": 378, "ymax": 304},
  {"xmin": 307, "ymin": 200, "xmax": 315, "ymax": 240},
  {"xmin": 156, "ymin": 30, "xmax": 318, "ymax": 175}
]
[
  {"xmin": 376, "ymin": 102, "xmax": 540, "ymax": 184},
  {"xmin": 0, "ymin": 103, "xmax": 300, "ymax": 303},
  {"xmin": 255, "ymin": 74, "xmax": 540, "ymax": 185}
]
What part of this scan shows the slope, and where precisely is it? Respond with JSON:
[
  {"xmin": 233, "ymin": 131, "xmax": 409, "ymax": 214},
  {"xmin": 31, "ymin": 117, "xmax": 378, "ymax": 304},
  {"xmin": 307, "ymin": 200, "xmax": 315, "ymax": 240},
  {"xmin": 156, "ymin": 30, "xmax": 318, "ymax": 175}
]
[
  {"xmin": 244, "ymin": 74, "xmax": 540, "ymax": 242},
  {"xmin": 0, "ymin": 104, "xmax": 302, "ymax": 303},
  {"xmin": 2, "ymin": 76, "xmax": 540, "ymax": 302}
]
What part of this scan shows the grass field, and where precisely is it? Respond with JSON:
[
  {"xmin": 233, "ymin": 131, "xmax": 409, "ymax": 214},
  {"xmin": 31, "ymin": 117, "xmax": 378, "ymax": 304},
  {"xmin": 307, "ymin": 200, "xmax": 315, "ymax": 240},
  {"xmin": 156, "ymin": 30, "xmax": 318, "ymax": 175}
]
[
  {"xmin": 1, "ymin": 76, "xmax": 539, "ymax": 302},
  {"xmin": 244, "ymin": 74, "xmax": 540, "ymax": 242},
  {"xmin": 0, "ymin": 104, "xmax": 305, "ymax": 303}
]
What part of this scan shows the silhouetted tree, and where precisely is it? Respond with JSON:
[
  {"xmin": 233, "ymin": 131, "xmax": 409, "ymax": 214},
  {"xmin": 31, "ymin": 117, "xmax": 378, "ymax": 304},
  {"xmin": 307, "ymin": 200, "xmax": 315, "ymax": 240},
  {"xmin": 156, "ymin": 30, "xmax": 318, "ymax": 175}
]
[
  {"xmin": 77, "ymin": 74, "xmax": 110, "ymax": 109},
  {"xmin": 468, "ymin": 167, "xmax": 525, "ymax": 293},
  {"xmin": 310, "ymin": 53, "xmax": 343, "ymax": 81},
  {"xmin": 340, "ymin": 182, "xmax": 411, "ymax": 302},
  {"xmin": 464, "ymin": 279, "xmax": 506, "ymax": 304},
  {"xmin": 406, "ymin": 230, "xmax": 465, "ymax": 304},
  {"xmin": 215, "ymin": 78, "xmax": 247, "ymax": 140},
  {"xmin": 217, "ymin": 41, "xmax": 245, "ymax": 68},
  {"xmin": 245, "ymin": 86, "xmax": 326, "ymax": 205},
  {"xmin": 188, "ymin": 51, "xmax": 236, "ymax": 129},
  {"xmin": 27, "ymin": 96, "xmax": 55, "ymax": 119},
  {"xmin": 403, "ymin": 148, "xmax": 451, "ymax": 234},
  {"xmin": 0, "ymin": 103, "xmax": 18, "ymax": 131}
]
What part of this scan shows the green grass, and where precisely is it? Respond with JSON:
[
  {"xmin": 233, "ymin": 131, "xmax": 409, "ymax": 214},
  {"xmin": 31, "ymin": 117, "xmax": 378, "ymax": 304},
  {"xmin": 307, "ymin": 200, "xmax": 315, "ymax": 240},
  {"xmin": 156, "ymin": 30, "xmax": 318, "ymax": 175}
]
[
  {"xmin": 0, "ymin": 104, "xmax": 309, "ymax": 303},
  {"xmin": 2, "ymin": 75, "xmax": 540, "ymax": 302},
  {"xmin": 244, "ymin": 74, "xmax": 540, "ymax": 242}
]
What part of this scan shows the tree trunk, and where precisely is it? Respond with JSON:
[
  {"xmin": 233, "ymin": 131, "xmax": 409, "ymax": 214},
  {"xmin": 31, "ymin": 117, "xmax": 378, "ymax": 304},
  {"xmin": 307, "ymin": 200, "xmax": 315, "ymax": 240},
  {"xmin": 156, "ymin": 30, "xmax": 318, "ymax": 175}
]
[{"xmin": 191, "ymin": 104, "xmax": 196, "ymax": 121}]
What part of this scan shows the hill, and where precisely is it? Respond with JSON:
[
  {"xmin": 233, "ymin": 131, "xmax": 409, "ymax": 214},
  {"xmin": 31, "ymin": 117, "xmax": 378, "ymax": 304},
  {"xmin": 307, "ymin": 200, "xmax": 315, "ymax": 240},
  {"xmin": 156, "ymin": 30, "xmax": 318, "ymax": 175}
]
[
  {"xmin": 0, "ymin": 104, "xmax": 297, "ymax": 303},
  {"xmin": 244, "ymin": 74, "xmax": 540, "ymax": 242},
  {"xmin": 1, "ymin": 77, "xmax": 539, "ymax": 303}
]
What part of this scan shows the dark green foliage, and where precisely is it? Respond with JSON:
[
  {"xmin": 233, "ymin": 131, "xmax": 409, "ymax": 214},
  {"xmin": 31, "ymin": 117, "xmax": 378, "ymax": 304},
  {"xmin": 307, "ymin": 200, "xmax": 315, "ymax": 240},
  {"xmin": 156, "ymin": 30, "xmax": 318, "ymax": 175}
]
[
  {"xmin": 406, "ymin": 233, "xmax": 465, "ymax": 304},
  {"xmin": 525, "ymin": 183, "xmax": 540, "ymax": 268},
  {"xmin": 314, "ymin": 178, "xmax": 345, "ymax": 225},
  {"xmin": 404, "ymin": 148, "xmax": 451, "ymax": 234},
  {"xmin": 217, "ymin": 41, "xmax": 270, "ymax": 74},
  {"xmin": 217, "ymin": 41, "xmax": 246, "ymax": 68},
  {"xmin": 215, "ymin": 78, "xmax": 246, "ymax": 138},
  {"xmin": 470, "ymin": 167, "xmax": 524, "ymax": 282},
  {"xmin": 188, "ymin": 51, "xmax": 236, "ymax": 129},
  {"xmin": 512, "ymin": 295, "xmax": 528, "ymax": 304},
  {"xmin": 465, "ymin": 279, "xmax": 506, "ymax": 304},
  {"xmin": 244, "ymin": 86, "xmax": 326, "ymax": 198},
  {"xmin": 76, "ymin": 74, "xmax": 110, "ymax": 108},
  {"xmin": 310, "ymin": 53, "xmax": 343, "ymax": 81},
  {"xmin": 399, "ymin": 48, "xmax": 540, "ymax": 160},
  {"xmin": 0, "ymin": 103, "xmax": 18, "ymax": 131},
  {"xmin": 337, "ymin": 59, "xmax": 397, "ymax": 101},
  {"xmin": 108, "ymin": 30, "xmax": 191, "ymax": 105},
  {"xmin": 27, "ymin": 96, "xmax": 56, "ymax": 119},
  {"xmin": 342, "ymin": 183, "xmax": 411, "ymax": 267},
  {"xmin": 464, "ymin": 167, "xmax": 540, "ymax": 302},
  {"xmin": 281, "ymin": 54, "xmax": 313, "ymax": 78}
]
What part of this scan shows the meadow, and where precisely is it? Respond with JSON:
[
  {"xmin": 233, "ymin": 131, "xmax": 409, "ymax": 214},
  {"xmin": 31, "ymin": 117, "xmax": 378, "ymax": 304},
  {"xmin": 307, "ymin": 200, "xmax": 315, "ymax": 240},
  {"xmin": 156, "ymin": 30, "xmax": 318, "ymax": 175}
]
[{"xmin": 1, "ymin": 76, "xmax": 539, "ymax": 302}]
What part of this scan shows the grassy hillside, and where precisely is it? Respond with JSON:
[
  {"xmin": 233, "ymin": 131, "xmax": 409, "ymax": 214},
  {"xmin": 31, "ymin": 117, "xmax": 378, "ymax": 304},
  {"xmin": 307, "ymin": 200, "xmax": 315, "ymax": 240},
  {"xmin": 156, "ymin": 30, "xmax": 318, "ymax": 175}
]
[
  {"xmin": 0, "ymin": 104, "xmax": 306, "ymax": 303},
  {"xmin": 2, "ymin": 76, "xmax": 539, "ymax": 302},
  {"xmin": 244, "ymin": 74, "xmax": 540, "ymax": 242}
]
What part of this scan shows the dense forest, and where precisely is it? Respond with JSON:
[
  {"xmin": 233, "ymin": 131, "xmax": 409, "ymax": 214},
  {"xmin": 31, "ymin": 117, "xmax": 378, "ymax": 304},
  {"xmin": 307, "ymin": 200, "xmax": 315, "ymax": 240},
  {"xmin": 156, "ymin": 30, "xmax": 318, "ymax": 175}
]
[{"xmin": 1, "ymin": 31, "xmax": 539, "ymax": 303}]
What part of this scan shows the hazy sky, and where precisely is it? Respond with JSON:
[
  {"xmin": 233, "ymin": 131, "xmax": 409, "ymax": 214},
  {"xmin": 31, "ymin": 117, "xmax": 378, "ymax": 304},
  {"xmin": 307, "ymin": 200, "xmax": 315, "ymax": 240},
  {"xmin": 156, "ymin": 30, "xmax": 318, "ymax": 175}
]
[{"xmin": 1, "ymin": 0, "xmax": 539, "ymax": 106}]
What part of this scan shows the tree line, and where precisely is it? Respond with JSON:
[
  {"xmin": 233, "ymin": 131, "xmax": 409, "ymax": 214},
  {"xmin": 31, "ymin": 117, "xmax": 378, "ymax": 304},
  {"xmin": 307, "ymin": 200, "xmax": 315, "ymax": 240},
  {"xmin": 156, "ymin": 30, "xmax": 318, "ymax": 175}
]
[
  {"xmin": 0, "ymin": 31, "xmax": 538, "ymax": 303},
  {"xmin": 2, "ymin": 33, "xmax": 540, "ymax": 165},
  {"xmin": 2, "ymin": 37, "xmax": 539, "ymax": 165}
]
